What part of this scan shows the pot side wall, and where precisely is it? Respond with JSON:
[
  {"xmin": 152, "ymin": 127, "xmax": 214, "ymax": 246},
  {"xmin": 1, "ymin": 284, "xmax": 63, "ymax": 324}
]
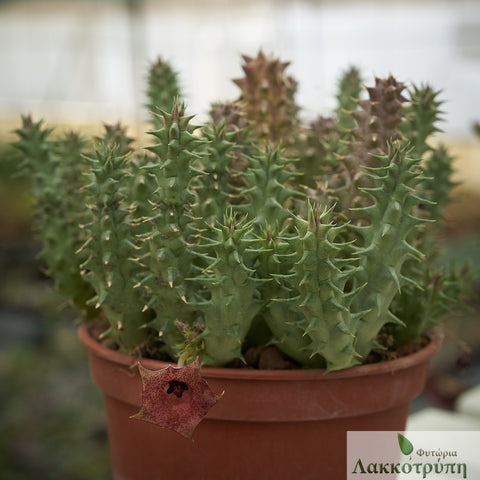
[{"xmin": 79, "ymin": 324, "xmax": 442, "ymax": 480}]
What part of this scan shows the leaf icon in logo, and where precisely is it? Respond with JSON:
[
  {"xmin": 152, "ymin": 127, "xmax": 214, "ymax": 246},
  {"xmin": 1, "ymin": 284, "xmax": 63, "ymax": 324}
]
[{"xmin": 398, "ymin": 433, "xmax": 414, "ymax": 455}]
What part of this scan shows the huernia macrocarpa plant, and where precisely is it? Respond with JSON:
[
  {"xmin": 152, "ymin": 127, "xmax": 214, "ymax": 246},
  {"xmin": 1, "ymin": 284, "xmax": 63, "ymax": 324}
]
[{"xmin": 12, "ymin": 51, "xmax": 471, "ymax": 372}]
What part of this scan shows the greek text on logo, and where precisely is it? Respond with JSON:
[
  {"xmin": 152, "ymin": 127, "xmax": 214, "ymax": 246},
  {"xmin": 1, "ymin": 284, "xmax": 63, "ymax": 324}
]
[{"xmin": 347, "ymin": 431, "xmax": 480, "ymax": 479}]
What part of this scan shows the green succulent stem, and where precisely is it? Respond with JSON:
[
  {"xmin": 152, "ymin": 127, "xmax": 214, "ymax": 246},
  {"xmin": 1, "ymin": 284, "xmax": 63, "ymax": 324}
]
[
  {"xmin": 136, "ymin": 103, "xmax": 206, "ymax": 355},
  {"xmin": 80, "ymin": 144, "xmax": 150, "ymax": 352},
  {"xmin": 190, "ymin": 211, "xmax": 264, "ymax": 366},
  {"xmin": 269, "ymin": 203, "xmax": 360, "ymax": 371},
  {"xmin": 193, "ymin": 121, "xmax": 237, "ymax": 223},
  {"xmin": 146, "ymin": 57, "xmax": 181, "ymax": 128},
  {"xmin": 239, "ymin": 145, "xmax": 303, "ymax": 229},
  {"xmin": 12, "ymin": 116, "xmax": 95, "ymax": 318},
  {"xmin": 336, "ymin": 66, "xmax": 362, "ymax": 131},
  {"xmin": 350, "ymin": 142, "xmax": 429, "ymax": 358}
]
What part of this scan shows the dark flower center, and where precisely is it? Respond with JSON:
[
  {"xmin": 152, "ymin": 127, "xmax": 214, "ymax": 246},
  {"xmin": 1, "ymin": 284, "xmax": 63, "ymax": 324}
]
[{"xmin": 167, "ymin": 380, "xmax": 189, "ymax": 398}]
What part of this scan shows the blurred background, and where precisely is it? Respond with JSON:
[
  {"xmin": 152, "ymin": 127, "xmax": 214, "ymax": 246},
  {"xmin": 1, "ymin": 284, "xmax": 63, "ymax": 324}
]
[{"xmin": 0, "ymin": 0, "xmax": 479, "ymax": 478}]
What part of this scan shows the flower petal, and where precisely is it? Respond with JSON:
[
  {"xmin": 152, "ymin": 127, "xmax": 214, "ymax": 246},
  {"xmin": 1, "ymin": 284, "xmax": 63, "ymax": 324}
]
[{"xmin": 131, "ymin": 358, "xmax": 222, "ymax": 439}]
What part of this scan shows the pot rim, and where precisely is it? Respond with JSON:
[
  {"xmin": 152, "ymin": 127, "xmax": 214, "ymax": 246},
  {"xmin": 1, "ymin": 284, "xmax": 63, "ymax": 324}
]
[{"xmin": 78, "ymin": 322, "xmax": 443, "ymax": 381}]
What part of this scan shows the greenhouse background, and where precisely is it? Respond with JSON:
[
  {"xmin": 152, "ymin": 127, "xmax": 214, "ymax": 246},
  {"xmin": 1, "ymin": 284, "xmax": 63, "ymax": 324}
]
[{"xmin": 1, "ymin": 0, "xmax": 480, "ymax": 134}]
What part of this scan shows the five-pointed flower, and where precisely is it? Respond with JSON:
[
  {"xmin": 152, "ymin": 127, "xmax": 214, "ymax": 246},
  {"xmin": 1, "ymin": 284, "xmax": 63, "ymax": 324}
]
[{"xmin": 131, "ymin": 358, "xmax": 222, "ymax": 439}]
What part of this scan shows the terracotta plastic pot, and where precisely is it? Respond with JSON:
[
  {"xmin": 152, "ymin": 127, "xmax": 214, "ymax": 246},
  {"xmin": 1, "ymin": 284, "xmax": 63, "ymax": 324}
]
[{"xmin": 79, "ymin": 324, "xmax": 442, "ymax": 480}]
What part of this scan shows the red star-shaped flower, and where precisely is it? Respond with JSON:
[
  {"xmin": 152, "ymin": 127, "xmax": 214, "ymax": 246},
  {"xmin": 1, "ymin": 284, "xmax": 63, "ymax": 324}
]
[{"xmin": 131, "ymin": 358, "xmax": 222, "ymax": 439}]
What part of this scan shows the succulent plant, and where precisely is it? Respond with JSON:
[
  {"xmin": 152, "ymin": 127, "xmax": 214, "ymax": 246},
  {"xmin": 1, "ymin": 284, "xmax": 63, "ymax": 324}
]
[
  {"xmin": 146, "ymin": 57, "xmax": 181, "ymax": 128},
  {"xmin": 233, "ymin": 51, "xmax": 299, "ymax": 146},
  {"xmin": 12, "ymin": 51, "xmax": 471, "ymax": 372},
  {"xmin": 12, "ymin": 117, "xmax": 95, "ymax": 318}
]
